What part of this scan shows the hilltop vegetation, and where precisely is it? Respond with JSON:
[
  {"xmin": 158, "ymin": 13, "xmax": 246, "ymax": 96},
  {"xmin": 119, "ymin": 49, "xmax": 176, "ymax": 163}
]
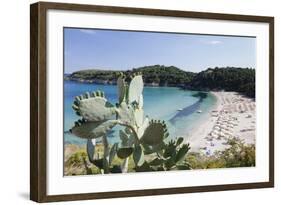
[
  {"xmin": 67, "ymin": 69, "xmax": 117, "ymax": 82},
  {"xmin": 66, "ymin": 65, "xmax": 255, "ymax": 98},
  {"xmin": 68, "ymin": 65, "xmax": 195, "ymax": 86},
  {"xmin": 188, "ymin": 67, "xmax": 255, "ymax": 98},
  {"xmin": 131, "ymin": 65, "xmax": 195, "ymax": 86}
]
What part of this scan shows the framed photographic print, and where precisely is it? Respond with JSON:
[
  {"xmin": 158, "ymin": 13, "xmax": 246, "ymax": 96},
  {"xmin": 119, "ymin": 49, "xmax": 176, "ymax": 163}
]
[{"xmin": 30, "ymin": 1, "xmax": 274, "ymax": 202}]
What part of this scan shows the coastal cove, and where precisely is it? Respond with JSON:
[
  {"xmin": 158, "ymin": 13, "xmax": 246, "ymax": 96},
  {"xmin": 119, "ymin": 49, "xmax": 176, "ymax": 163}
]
[
  {"xmin": 64, "ymin": 66, "xmax": 256, "ymax": 175},
  {"xmin": 64, "ymin": 80, "xmax": 218, "ymax": 146}
]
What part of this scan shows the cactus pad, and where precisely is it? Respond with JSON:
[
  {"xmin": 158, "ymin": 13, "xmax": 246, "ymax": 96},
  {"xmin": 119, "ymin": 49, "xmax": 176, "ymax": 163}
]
[
  {"xmin": 140, "ymin": 120, "xmax": 168, "ymax": 145},
  {"xmin": 175, "ymin": 144, "xmax": 190, "ymax": 163},
  {"xmin": 138, "ymin": 94, "xmax": 143, "ymax": 108},
  {"xmin": 133, "ymin": 145, "xmax": 145, "ymax": 166},
  {"xmin": 128, "ymin": 74, "xmax": 143, "ymax": 104},
  {"xmin": 70, "ymin": 119, "xmax": 118, "ymax": 139},
  {"xmin": 109, "ymin": 143, "xmax": 118, "ymax": 165},
  {"xmin": 117, "ymin": 75, "xmax": 127, "ymax": 103},
  {"xmin": 134, "ymin": 108, "xmax": 144, "ymax": 128},
  {"xmin": 137, "ymin": 117, "xmax": 149, "ymax": 139},
  {"xmin": 72, "ymin": 91, "xmax": 116, "ymax": 121},
  {"xmin": 86, "ymin": 139, "xmax": 96, "ymax": 162},
  {"xmin": 117, "ymin": 147, "xmax": 134, "ymax": 159}
]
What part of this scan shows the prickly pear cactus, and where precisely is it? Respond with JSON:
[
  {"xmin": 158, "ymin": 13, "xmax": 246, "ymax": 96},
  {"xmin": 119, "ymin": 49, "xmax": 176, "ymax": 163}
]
[{"xmin": 69, "ymin": 72, "xmax": 190, "ymax": 174}]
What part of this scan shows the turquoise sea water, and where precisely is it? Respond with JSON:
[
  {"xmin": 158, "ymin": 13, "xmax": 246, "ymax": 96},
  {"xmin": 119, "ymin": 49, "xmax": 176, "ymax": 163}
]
[{"xmin": 64, "ymin": 81, "xmax": 217, "ymax": 145}]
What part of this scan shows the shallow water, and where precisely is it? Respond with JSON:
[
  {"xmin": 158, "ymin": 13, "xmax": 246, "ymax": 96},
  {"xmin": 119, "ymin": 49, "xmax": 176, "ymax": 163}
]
[{"xmin": 64, "ymin": 81, "xmax": 217, "ymax": 145}]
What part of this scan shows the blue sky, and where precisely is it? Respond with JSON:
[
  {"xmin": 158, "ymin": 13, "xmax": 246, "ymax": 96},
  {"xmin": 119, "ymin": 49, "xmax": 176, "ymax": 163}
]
[{"xmin": 64, "ymin": 28, "xmax": 256, "ymax": 73}]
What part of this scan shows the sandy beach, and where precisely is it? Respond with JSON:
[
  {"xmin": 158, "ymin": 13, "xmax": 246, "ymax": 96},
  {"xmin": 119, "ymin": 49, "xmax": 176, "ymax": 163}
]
[{"xmin": 187, "ymin": 91, "xmax": 256, "ymax": 154}]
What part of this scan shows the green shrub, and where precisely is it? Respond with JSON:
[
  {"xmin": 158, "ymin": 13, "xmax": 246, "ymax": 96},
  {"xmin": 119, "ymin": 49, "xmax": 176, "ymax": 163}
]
[
  {"xmin": 186, "ymin": 137, "xmax": 255, "ymax": 169},
  {"xmin": 220, "ymin": 137, "xmax": 255, "ymax": 167}
]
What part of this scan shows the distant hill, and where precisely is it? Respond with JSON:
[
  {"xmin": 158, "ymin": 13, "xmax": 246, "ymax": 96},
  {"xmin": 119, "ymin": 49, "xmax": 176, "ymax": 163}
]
[
  {"xmin": 188, "ymin": 67, "xmax": 255, "ymax": 98},
  {"xmin": 132, "ymin": 65, "xmax": 195, "ymax": 86},
  {"xmin": 66, "ymin": 65, "xmax": 255, "ymax": 98},
  {"xmin": 68, "ymin": 65, "xmax": 195, "ymax": 87},
  {"xmin": 67, "ymin": 69, "xmax": 118, "ymax": 84}
]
